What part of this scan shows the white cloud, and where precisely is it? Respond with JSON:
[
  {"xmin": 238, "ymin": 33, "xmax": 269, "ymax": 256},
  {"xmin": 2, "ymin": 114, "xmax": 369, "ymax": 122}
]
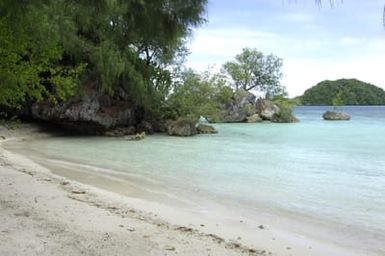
[
  {"xmin": 188, "ymin": 28, "xmax": 279, "ymax": 58},
  {"xmin": 283, "ymin": 56, "xmax": 385, "ymax": 97},
  {"xmin": 339, "ymin": 36, "xmax": 362, "ymax": 46},
  {"xmin": 186, "ymin": 28, "xmax": 385, "ymax": 97},
  {"xmin": 283, "ymin": 12, "xmax": 315, "ymax": 23}
]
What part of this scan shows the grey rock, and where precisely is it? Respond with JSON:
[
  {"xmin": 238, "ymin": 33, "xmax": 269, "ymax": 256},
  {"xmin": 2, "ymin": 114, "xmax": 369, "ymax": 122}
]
[
  {"xmin": 323, "ymin": 111, "xmax": 351, "ymax": 120},
  {"xmin": 271, "ymin": 113, "xmax": 299, "ymax": 123},
  {"xmin": 125, "ymin": 132, "xmax": 145, "ymax": 141},
  {"xmin": 197, "ymin": 124, "xmax": 218, "ymax": 134},
  {"xmin": 166, "ymin": 118, "xmax": 197, "ymax": 136},
  {"xmin": 271, "ymin": 106, "xmax": 299, "ymax": 123},
  {"xmin": 137, "ymin": 121, "xmax": 153, "ymax": 134},
  {"xmin": 220, "ymin": 90, "xmax": 257, "ymax": 122},
  {"xmin": 256, "ymin": 99, "xmax": 280, "ymax": 120},
  {"xmin": 32, "ymin": 85, "xmax": 136, "ymax": 134},
  {"xmin": 246, "ymin": 114, "xmax": 263, "ymax": 123},
  {"xmin": 105, "ymin": 126, "xmax": 136, "ymax": 137}
]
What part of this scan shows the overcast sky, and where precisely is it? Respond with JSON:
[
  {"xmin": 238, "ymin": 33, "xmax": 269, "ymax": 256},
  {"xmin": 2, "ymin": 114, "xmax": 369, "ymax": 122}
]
[{"xmin": 185, "ymin": 0, "xmax": 385, "ymax": 97}]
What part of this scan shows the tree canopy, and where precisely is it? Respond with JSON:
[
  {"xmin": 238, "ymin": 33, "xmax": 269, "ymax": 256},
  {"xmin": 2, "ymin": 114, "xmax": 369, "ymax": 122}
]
[
  {"xmin": 0, "ymin": 0, "xmax": 207, "ymax": 111},
  {"xmin": 301, "ymin": 79, "xmax": 385, "ymax": 105},
  {"xmin": 222, "ymin": 48, "xmax": 284, "ymax": 98},
  {"xmin": 166, "ymin": 69, "xmax": 231, "ymax": 121},
  {"xmin": 0, "ymin": 1, "xmax": 84, "ymax": 108}
]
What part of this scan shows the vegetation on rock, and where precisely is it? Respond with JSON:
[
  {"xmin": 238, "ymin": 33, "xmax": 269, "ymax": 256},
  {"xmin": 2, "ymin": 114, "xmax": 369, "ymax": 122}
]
[
  {"xmin": 1, "ymin": 0, "xmax": 299, "ymax": 132},
  {"xmin": 323, "ymin": 111, "xmax": 351, "ymax": 121},
  {"xmin": 270, "ymin": 95, "xmax": 299, "ymax": 123},
  {"xmin": 166, "ymin": 69, "xmax": 231, "ymax": 122}
]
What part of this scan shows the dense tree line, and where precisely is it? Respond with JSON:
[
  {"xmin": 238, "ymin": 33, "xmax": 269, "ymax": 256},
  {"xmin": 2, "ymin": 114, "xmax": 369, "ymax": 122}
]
[
  {"xmin": 0, "ymin": 0, "xmax": 207, "ymax": 113},
  {"xmin": 301, "ymin": 79, "xmax": 385, "ymax": 105}
]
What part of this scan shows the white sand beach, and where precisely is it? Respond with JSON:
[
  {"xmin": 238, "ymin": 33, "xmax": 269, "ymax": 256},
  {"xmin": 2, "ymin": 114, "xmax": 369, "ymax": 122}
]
[{"xmin": 0, "ymin": 124, "xmax": 366, "ymax": 256}]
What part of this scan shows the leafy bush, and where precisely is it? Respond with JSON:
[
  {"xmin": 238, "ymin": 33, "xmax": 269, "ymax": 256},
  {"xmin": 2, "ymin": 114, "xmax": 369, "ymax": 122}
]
[
  {"xmin": 272, "ymin": 95, "xmax": 299, "ymax": 123},
  {"xmin": 166, "ymin": 69, "xmax": 233, "ymax": 121},
  {"xmin": 272, "ymin": 104, "xmax": 298, "ymax": 123}
]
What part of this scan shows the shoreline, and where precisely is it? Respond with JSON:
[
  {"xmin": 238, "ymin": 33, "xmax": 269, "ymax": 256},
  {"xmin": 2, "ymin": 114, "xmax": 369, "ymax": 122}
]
[{"xmin": 0, "ymin": 124, "xmax": 372, "ymax": 255}]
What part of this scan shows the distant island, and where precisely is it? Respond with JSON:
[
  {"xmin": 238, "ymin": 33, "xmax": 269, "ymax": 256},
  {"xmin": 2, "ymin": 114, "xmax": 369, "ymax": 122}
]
[{"xmin": 300, "ymin": 79, "xmax": 385, "ymax": 105}]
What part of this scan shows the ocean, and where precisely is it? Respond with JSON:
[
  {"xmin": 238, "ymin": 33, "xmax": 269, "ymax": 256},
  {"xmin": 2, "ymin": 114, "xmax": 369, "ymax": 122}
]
[{"xmin": 14, "ymin": 106, "xmax": 385, "ymax": 254}]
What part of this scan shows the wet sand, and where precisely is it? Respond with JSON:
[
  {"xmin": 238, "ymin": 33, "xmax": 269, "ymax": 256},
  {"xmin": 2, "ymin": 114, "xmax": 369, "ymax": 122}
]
[{"xmin": 0, "ymin": 124, "xmax": 366, "ymax": 256}]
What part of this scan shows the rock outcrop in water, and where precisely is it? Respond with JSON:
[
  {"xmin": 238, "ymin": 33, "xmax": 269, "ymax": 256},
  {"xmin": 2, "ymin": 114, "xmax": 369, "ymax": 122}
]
[
  {"xmin": 256, "ymin": 98, "xmax": 280, "ymax": 121},
  {"xmin": 125, "ymin": 132, "xmax": 146, "ymax": 141},
  {"xmin": 246, "ymin": 114, "xmax": 263, "ymax": 123},
  {"xmin": 323, "ymin": 111, "xmax": 351, "ymax": 121},
  {"xmin": 271, "ymin": 111, "xmax": 299, "ymax": 123},
  {"xmin": 196, "ymin": 124, "xmax": 218, "ymax": 134},
  {"xmin": 166, "ymin": 120, "xmax": 218, "ymax": 136},
  {"xmin": 219, "ymin": 90, "xmax": 256, "ymax": 122},
  {"xmin": 166, "ymin": 118, "xmax": 197, "ymax": 136},
  {"xmin": 218, "ymin": 90, "xmax": 297, "ymax": 123}
]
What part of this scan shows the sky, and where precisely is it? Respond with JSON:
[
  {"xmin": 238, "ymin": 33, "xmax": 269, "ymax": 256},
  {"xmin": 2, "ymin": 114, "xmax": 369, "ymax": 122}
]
[{"xmin": 185, "ymin": 0, "xmax": 385, "ymax": 97}]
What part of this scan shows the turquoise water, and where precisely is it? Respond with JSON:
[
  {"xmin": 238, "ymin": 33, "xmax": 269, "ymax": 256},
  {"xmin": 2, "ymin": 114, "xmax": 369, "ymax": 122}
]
[{"xmin": 21, "ymin": 106, "xmax": 385, "ymax": 253}]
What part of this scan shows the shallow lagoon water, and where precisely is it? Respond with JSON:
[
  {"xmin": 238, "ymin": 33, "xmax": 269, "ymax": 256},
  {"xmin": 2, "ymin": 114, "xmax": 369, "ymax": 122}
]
[{"xmin": 19, "ymin": 106, "xmax": 385, "ymax": 254}]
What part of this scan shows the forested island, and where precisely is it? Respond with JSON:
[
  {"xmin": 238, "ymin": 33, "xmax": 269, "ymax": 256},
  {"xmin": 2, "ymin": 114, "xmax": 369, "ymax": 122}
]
[{"xmin": 300, "ymin": 79, "xmax": 385, "ymax": 106}]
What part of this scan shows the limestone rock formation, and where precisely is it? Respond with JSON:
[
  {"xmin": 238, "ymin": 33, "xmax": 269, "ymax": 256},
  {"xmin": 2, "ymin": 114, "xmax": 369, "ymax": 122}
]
[
  {"xmin": 246, "ymin": 114, "xmax": 263, "ymax": 123},
  {"xmin": 31, "ymin": 85, "xmax": 137, "ymax": 134},
  {"xmin": 125, "ymin": 132, "xmax": 146, "ymax": 141},
  {"xmin": 166, "ymin": 118, "xmax": 197, "ymax": 136},
  {"xmin": 323, "ymin": 111, "xmax": 351, "ymax": 121},
  {"xmin": 220, "ymin": 90, "xmax": 256, "ymax": 122},
  {"xmin": 256, "ymin": 98, "xmax": 280, "ymax": 121},
  {"xmin": 271, "ymin": 112, "xmax": 299, "ymax": 123},
  {"xmin": 197, "ymin": 124, "xmax": 218, "ymax": 134}
]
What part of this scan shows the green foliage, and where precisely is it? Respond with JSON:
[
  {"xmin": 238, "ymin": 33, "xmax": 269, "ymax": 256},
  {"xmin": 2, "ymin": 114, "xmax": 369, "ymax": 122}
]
[
  {"xmin": 272, "ymin": 105, "xmax": 297, "ymax": 123},
  {"xmin": 60, "ymin": 0, "xmax": 207, "ymax": 102},
  {"xmin": 332, "ymin": 91, "xmax": 344, "ymax": 110},
  {"xmin": 272, "ymin": 94, "xmax": 299, "ymax": 108},
  {"xmin": 223, "ymin": 48, "xmax": 284, "ymax": 98},
  {"xmin": 0, "ymin": 0, "xmax": 208, "ymax": 116},
  {"xmin": 166, "ymin": 69, "xmax": 232, "ymax": 121},
  {"xmin": 301, "ymin": 79, "xmax": 385, "ymax": 105},
  {"xmin": 271, "ymin": 94, "xmax": 298, "ymax": 123},
  {"xmin": 291, "ymin": 96, "xmax": 303, "ymax": 105},
  {"xmin": 215, "ymin": 85, "xmax": 234, "ymax": 105},
  {"xmin": 0, "ymin": 1, "xmax": 84, "ymax": 108}
]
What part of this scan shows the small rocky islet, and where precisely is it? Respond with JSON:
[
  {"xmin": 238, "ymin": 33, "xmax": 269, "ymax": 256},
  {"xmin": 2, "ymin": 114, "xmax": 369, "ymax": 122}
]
[{"xmin": 322, "ymin": 111, "xmax": 351, "ymax": 121}]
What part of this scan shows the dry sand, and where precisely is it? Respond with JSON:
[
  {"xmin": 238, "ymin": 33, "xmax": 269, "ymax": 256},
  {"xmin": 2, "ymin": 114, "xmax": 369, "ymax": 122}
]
[{"xmin": 0, "ymin": 124, "xmax": 365, "ymax": 256}]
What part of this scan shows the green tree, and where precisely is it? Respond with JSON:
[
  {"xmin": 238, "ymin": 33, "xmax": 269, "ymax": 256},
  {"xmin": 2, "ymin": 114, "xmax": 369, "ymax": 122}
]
[
  {"xmin": 0, "ymin": 0, "xmax": 208, "ymax": 116},
  {"xmin": 222, "ymin": 48, "xmax": 284, "ymax": 98},
  {"xmin": 57, "ymin": 0, "xmax": 207, "ymax": 114},
  {"xmin": 0, "ymin": 1, "xmax": 84, "ymax": 108},
  {"xmin": 166, "ymin": 69, "xmax": 231, "ymax": 121},
  {"xmin": 332, "ymin": 90, "xmax": 344, "ymax": 110}
]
